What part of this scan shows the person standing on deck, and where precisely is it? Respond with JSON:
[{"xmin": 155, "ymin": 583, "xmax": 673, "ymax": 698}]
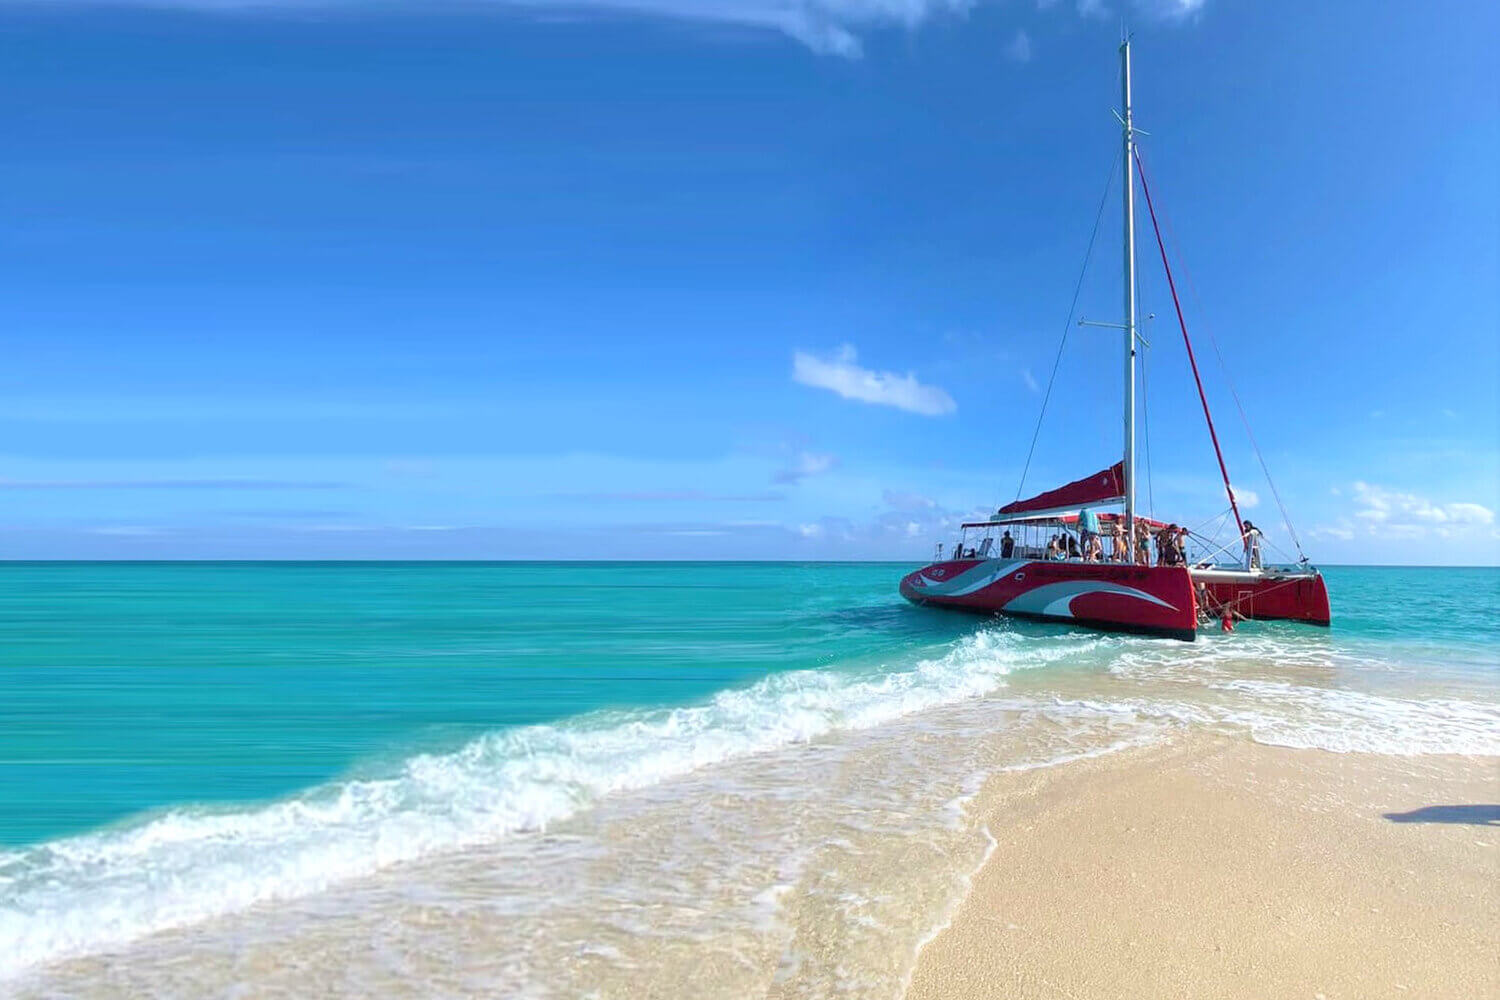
[
  {"xmin": 1078, "ymin": 507, "xmax": 1101, "ymax": 563},
  {"xmin": 1109, "ymin": 522, "xmax": 1126, "ymax": 562},
  {"xmin": 1242, "ymin": 520, "xmax": 1263, "ymax": 570}
]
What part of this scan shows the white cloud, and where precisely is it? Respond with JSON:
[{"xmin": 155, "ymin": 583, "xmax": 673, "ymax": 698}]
[
  {"xmin": 557, "ymin": 488, "xmax": 785, "ymax": 501},
  {"xmin": 1349, "ymin": 482, "xmax": 1495, "ymax": 534},
  {"xmin": 1139, "ymin": 0, "xmax": 1204, "ymax": 18},
  {"xmin": 1004, "ymin": 28, "xmax": 1031, "ymax": 62},
  {"xmin": 1446, "ymin": 502, "xmax": 1496, "ymax": 524},
  {"xmin": 1020, "ymin": 367, "xmax": 1040, "ymax": 393},
  {"xmin": 793, "ymin": 344, "xmax": 956, "ymax": 416},
  {"xmin": 57, "ymin": 0, "xmax": 1213, "ymax": 56},
  {"xmin": 882, "ymin": 488, "xmax": 939, "ymax": 510},
  {"xmin": 78, "ymin": 0, "xmax": 974, "ymax": 57},
  {"xmin": 1230, "ymin": 486, "xmax": 1259, "ymax": 509},
  {"xmin": 523, "ymin": 0, "xmax": 979, "ymax": 56},
  {"xmin": 773, "ymin": 451, "xmax": 837, "ymax": 484},
  {"xmin": 797, "ymin": 522, "xmax": 824, "ymax": 538}
]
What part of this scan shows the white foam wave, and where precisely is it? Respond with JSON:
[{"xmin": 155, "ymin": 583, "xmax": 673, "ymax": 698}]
[
  {"xmin": 1212, "ymin": 679, "xmax": 1500, "ymax": 757},
  {"xmin": 1049, "ymin": 684, "xmax": 1500, "ymax": 758},
  {"xmin": 0, "ymin": 629, "xmax": 1072, "ymax": 980}
]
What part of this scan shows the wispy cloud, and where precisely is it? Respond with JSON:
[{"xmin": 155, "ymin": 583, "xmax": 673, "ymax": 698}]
[
  {"xmin": 1350, "ymin": 481, "xmax": 1494, "ymax": 531},
  {"xmin": 882, "ymin": 488, "xmax": 938, "ymax": 511},
  {"xmin": 793, "ymin": 345, "xmax": 956, "ymax": 416},
  {"xmin": 51, "ymin": 0, "xmax": 1212, "ymax": 56},
  {"xmin": 773, "ymin": 451, "xmax": 837, "ymax": 484},
  {"xmin": 72, "ymin": 0, "xmax": 975, "ymax": 57},
  {"xmin": 0, "ymin": 478, "xmax": 349, "ymax": 490},
  {"xmin": 1004, "ymin": 28, "xmax": 1031, "ymax": 63},
  {"xmin": 552, "ymin": 488, "xmax": 786, "ymax": 501},
  {"xmin": 1020, "ymin": 367, "xmax": 1040, "ymax": 393},
  {"xmin": 793, "ymin": 495, "xmax": 985, "ymax": 550},
  {"xmin": 1145, "ymin": 0, "xmax": 1206, "ymax": 19}
]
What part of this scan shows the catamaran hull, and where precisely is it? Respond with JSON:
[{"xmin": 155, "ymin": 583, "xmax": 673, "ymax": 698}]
[
  {"xmin": 900, "ymin": 559, "xmax": 1199, "ymax": 641},
  {"xmin": 1193, "ymin": 569, "xmax": 1331, "ymax": 626}
]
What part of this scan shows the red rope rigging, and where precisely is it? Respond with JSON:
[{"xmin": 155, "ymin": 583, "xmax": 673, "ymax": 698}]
[{"xmin": 1132, "ymin": 150, "xmax": 1245, "ymax": 544}]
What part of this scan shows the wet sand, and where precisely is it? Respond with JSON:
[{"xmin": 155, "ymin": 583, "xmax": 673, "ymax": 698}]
[
  {"xmin": 908, "ymin": 737, "xmax": 1499, "ymax": 1000},
  {"xmin": 12, "ymin": 713, "xmax": 1497, "ymax": 999}
]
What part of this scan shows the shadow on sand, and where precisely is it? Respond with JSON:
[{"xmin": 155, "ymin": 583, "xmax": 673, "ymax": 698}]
[{"xmin": 1382, "ymin": 805, "xmax": 1500, "ymax": 826}]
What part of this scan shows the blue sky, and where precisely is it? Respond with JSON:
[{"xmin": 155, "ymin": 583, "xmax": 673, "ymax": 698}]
[{"xmin": 1, "ymin": 0, "xmax": 1496, "ymax": 563}]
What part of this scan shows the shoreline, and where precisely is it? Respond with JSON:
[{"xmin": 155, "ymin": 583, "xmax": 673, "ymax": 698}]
[
  {"xmin": 906, "ymin": 735, "xmax": 1499, "ymax": 1000},
  {"xmin": 10, "ymin": 728, "xmax": 1498, "ymax": 998}
]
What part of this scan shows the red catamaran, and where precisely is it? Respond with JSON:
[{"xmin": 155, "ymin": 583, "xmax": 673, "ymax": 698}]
[{"xmin": 900, "ymin": 40, "xmax": 1330, "ymax": 641}]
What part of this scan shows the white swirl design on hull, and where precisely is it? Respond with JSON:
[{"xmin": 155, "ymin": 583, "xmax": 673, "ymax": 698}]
[
  {"xmin": 914, "ymin": 560, "xmax": 1027, "ymax": 597},
  {"xmin": 1002, "ymin": 580, "xmax": 1177, "ymax": 617}
]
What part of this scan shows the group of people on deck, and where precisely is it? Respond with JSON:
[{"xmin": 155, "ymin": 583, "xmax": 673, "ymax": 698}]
[
  {"xmin": 959, "ymin": 514, "xmax": 1264, "ymax": 571},
  {"xmin": 1030, "ymin": 509, "xmax": 1192, "ymax": 566}
]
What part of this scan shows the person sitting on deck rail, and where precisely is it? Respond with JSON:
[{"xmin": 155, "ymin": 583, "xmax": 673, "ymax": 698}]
[
  {"xmin": 1000, "ymin": 530, "xmax": 1015, "ymax": 559},
  {"xmin": 1047, "ymin": 534, "xmax": 1064, "ymax": 560}
]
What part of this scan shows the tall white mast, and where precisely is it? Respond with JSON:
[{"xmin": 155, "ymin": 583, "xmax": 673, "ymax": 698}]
[{"xmin": 1120, "ymin": 39, "xmax": 1138, "ymax": 543}]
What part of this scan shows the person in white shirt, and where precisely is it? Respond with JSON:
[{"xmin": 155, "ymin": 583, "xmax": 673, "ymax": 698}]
[{"xmin": 1242, "ymin": 520, "xmax": 1263, "ymax": 570}]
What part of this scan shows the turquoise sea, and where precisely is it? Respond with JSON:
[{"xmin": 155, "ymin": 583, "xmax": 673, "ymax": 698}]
[{"xmin": 2, "ymin": 562, "xmax": 1497, "ymax": 994}]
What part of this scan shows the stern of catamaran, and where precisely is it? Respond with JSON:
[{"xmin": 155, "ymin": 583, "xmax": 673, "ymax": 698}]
[{"xmin": 1189, "ymin": 565, "xmax": 1331, "ymax": 626}]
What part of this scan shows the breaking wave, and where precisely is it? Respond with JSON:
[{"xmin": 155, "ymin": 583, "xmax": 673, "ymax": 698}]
[{"xmin": 0, "ymin": 629, "xmax": 1076, "ymax": 980}]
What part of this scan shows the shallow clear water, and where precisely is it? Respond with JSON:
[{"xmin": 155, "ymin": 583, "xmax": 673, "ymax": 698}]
[{"xmin": 1, "ymin": 562, "xmax": 1496, "ymax": 992}]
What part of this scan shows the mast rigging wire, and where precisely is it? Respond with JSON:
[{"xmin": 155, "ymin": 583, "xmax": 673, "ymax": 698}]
[
  {"xmin": 1135, "ymin": 254, "xmax": 1155, "ymax": 516},
  {"xmin": 1138, "ymin": 147, "xmax": 1307, "ymax": 561},
  {"xmin": 1132, "ymin": 148, "xmax": 1246, "ymax": 543},
  {"xmin": 1009, "ymin": 147, "xmax": 1122, "ymax": 506}
]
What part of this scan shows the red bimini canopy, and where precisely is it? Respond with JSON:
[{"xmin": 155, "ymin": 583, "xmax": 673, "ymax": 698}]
[{"xmin": 998, "ymin": 462, "xmax": 1125, "ymax": 518}]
